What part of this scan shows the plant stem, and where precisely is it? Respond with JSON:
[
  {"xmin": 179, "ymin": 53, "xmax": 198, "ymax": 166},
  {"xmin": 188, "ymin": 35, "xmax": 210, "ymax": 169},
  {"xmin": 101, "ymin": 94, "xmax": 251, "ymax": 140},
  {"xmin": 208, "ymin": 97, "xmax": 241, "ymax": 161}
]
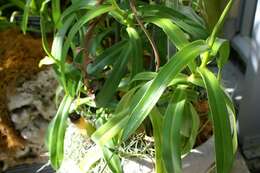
[
  {"xmin": 200, "ymin": 0, "xmax": 233, "ymax": 67},
  {"xmin": 82, "ymin": 0, "xmax": 106, "ymax": 89},
  {"xmin": 110, "ymin": 0, "xmax": 125, "ymax": 17},
  {"xmin": 129, "ymin": 0, "xmax": 160, "ymax": 71},
  {"xmin": 198, "ymin": 119, "xmax": 209, "ymax": 134}
]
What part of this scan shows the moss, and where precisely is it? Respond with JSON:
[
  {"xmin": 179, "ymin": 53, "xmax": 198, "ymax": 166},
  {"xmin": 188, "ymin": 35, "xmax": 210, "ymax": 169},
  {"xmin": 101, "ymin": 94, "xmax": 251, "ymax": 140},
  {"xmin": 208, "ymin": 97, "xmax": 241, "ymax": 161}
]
[{"xmin": 0, "ymin": 28, "xmax": 44, "ymax": 154}]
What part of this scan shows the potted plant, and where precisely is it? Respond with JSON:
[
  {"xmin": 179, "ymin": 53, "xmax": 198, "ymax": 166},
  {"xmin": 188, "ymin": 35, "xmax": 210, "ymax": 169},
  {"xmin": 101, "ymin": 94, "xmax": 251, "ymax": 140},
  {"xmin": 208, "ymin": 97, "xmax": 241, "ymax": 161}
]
[
  {"xmin": 0, "ymin": 0, "xmax": 56, "ymax": 34},
  {"xmin": 39, "ymin": 0, "xmax": 237, "ymax": 172}
]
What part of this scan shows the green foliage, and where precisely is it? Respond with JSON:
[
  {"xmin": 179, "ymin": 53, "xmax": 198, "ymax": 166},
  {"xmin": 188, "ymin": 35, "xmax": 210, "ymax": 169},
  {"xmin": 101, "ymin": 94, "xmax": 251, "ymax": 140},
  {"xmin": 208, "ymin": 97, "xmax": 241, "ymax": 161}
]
[
  {"xmin": 198, "ymin": 68, "xmax": 234, "ymax": 173},
  {"xmin": 37, "ymin": 0, "xmax": 237, "ymax": 172},
  {"xmin": 0, "ymin": 0, "xmax": 45, "ymax": 33},
  {"xmin": 45, "ymin": 95, "xmax": 73, "ymax": 169},
  {"xmin": 162, "ymin": 88, "xmax": 186, "ymax": 173},
  {"xmin": 21, "ymin": 0, "xmax": 32, "ymax": 34}
]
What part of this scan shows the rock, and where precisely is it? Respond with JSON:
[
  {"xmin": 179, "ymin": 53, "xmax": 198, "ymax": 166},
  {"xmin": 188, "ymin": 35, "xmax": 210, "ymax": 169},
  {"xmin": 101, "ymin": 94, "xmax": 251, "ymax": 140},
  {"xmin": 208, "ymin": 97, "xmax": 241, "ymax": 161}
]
[
  {"xmin": 6, "ymin": 67, "xmax": 58, "ymax": 160},
  {"xmin": 21, "ymin": 117, "xmax": 48, "ymax": 145},
  {"xmin": 7, "ymin": 93, "xmax": 33, "ymax": 110},
  {"xmin": 10, "ymin": 109, "xmax": 32, "ymax": 130},
  {"xmin": 7, "ymin": 67, "xmax": 58, "ymax": 121}
]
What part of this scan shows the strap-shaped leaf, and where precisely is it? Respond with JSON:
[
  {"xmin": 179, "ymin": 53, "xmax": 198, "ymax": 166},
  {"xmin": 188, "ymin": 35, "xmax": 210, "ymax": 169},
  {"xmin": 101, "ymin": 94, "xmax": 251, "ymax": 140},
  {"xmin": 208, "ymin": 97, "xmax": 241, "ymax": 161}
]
[
  {"xmin": 130, "ymin": 72, "xmax": 157, "ymax": 83},
  {"xmin": 115, "ymin": 85, "xmax": 141, "ymax": 113},
  {"xmin": 211, "ymin": 38, "xmax": 230, "ymax": 79},
  {"xmin": 21, "ymin": 0, "xmax": 32, "ymax": 34},
  {"xmin": 95, "ymin": 42, "xmax": 131, "ymax": 107},
  {"xmin": 52, "ymin": 14, "xmax": 77, "ymax": 93},
  {"xmin": 91, "ymin": 110, "xmax": 128, "ymax": 146},
  {"xmin": 52, "ymin": 0, "xmax": 61, "ymax": 26},
  {"xmin": 139, "ymin": 4, "xmax": 204, "ymax": 27},
  {"xmin": 62, "ymin": 5, "xmax": 114, "ymax": 64},
  {"xmin": 59, "ymin": 0, "xmax": 94, "ymax": 24},
  {"xmin": 150, "ymin": 107, "xmax": 166, "ymax": 173},
  {"xmin": 89, "ymin": 28, "xmax": 114, "ymax": 55},
  {"xmin": 207, "ymin": 0, "xmax": 233, "ymax": 46},
  {"xmin": 52, "ymin": 14, "xmax": 76, "ymax": 61},
  {"xmin": 182, "ymin": 103, "xmax": 200, "ymax": 154},
  {"xmin": 143, "ymin": 17, "xmax": 196, "ymax": 72},
  {"xmin": 40, "ymin": 0, "xmax": 53, "ymax": 59},
  {"xmin": 200, "ymin": 0, "xmax": 233, "ymax": 67},
  {"xmin": 122, "ymin": 40, "xmax": 208, "ymax": 141},
  {"xmin": 138, "ymin": 5, "xmax": 208, "ymax": 39},
  {"xmin": 40, "ymin": 0, "xmax": 68, "ymax": 91},
  {"xmin": 198, "ymin": 67, "xmax": 234, "ymax": 173},
  {"xmin": 179, "ymin": 5, "xmax": 206, "ymax": 27},
  {"xmin": 46, "ymin": 95, "xmax": 73, "ymax": 169},
  {"xmin": 102, "ymin": 141, "xmax": 123, "ymax": 173},
  {"xmin": 144, "ymin": 17, "xmax": 188, "ymax": 50},
  {"xmin": 87, "ymin": 40, "xmax": 127, "ymax": 75},
  {"xmin": 127, "ymin": 27, "xmax": 143, "ymax": 78},
  {"xmin": 92, "ymin": 81, "xmax": 152, "ymax": 146},
  {"xmin": 130, "ymin": 72, "xmax": 191, "ymax": 87},
  {"xmin": 222, "ymin": 90, "xmax": 237, "ymax": 154},
  {"xmin": 92, "ymin": 73, "xmax": 198, "ymax": 149},
  {"xmin": 71, "ymin": 0, "xmax": 96, "ymax": 5},
  {"xmin": 162, "ymin": 88, "xmax": 186, "ymax": 173}
]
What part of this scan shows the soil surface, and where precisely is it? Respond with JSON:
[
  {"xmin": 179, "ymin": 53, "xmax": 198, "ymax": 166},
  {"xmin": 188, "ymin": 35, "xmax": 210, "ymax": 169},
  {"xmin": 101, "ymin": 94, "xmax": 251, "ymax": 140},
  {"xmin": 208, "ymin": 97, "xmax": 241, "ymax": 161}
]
[{"xmin": 0, "ymin": 28, "xmax": 45, "ymax": 166}]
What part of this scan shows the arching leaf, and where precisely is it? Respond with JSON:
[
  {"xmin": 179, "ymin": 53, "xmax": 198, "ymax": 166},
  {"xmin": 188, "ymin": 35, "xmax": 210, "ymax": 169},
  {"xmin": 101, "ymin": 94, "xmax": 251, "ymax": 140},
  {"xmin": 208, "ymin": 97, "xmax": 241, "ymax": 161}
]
[{"xmin": 198, "ymin": 67, "xmax": 234, "ymax": 173}]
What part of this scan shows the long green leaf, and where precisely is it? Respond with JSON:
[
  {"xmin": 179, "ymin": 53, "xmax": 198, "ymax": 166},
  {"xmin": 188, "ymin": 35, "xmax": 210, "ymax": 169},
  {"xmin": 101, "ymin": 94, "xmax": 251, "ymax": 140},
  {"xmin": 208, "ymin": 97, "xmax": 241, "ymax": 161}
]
[
  {"xmin": 102, "ymin": 141, "xmax": 123, "ymax": 173},
  {"xmin": 144, "ymin": 17, "xmax": 196, "ymax": 72},
  {"xmin": 122, "ymin": 40, "xmax": 208, "ymax": 141},
  {"xmin": 198, "ymin": 67, "xmax": 234, "ymax": 173},
  {"xmin": 150, "ymin": 107, "xmax": 166, "ymax": 173},
  {"xmin": 92, "ymin": 81, "xmax": 152, "ymax": 146},
  {"xmin": 92, "ymin": 110, "xmax": 128, "ymax": 146},
  {"xmin": 95, "ymin": 42, "xmax": 131, "ymax": 107},
  {"xmin": 87, "ymin": 40, "xmax": 127, "ymax": 75},
  {"xmin": 89, "ymin": 28, "xmax": 114, "ymax": 55},
  {"xmin": 144, "ymin": 17, "xmax": 188, "ymax": 50},
  {"xmin": 222, "ymin": 90, "xmax": 237, "ymax": 154},
  {"xmin": 21, "ymin": 0, "xmax": 32, "ymax": 34},
  {"xmin": 62, "ymin": 5, "xmax": 114, "ymax": 64},
  {"xmin": 130, "ymin": 72, "xmax": 199, "ymax": 88},
  {"xmin": 162, "ymin": 88, "xmax": 186, "ymax": 173},
  {"xmin": 41, "ymin": 1, "xmax": 76, "ymax": 92},
  {"xmin": 211, "ymin": 38, "xmax": 230, "ymax": 67},
  {"xmin": 207, "ymin": 0, "xmax": 233, "ymax": 46},
  {"xmin": 200, "ymin": 0, "xmax": 233, "ymax": 67},
  {"xmin": 52, "ymin": 0, "xmax": 61, "ymax": 26},
  {"xmin": 211, "ymin": 38, "xmax": 230, "ymax": 79},
  {"xmin": 51, "ymin": 14, "xmax": 76, "ymax": 61},
  {"xmin": 59, "ymin": 0, "xmax": 94, "ymax": 24},
  {"xmin": 40, "ymin": 0, "xmax": 56, "ymax": 61},
  {"xmin": 179, "ymin": 5, "xmax": 206, "ymax": 27},
  {"xmin": 139, "ymin": 4, "xmax": 204, "ymax": 27},
  {"xmin": 182, "ymin": 103, "xmax": 200, "ymax": 154},
  {"xmin": 138, "ymin": 5, "xmax": 208, "ymax": 39},
  {"xmin": 115, "ymin": 85, "xmax": 141, "ymax": 113},
  {"xmin": 46, "ymin": 95, "xmax": 73, "ymax": 169},
  {"xmin": 127, "ymin": 27, "xmax": 143, "ymax": 78},
  {"xmin": 130, "ymin": 72, "xmax": 157, "ymax": 84}
]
